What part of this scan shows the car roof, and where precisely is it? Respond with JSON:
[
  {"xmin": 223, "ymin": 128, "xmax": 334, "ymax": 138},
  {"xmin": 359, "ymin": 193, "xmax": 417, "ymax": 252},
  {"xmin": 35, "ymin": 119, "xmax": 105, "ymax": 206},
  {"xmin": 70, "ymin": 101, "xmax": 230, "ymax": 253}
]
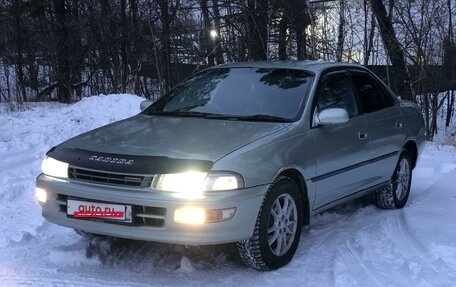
[{"xmin": 212, "ymin": 60, "xmax": 366, "ymax": 74}]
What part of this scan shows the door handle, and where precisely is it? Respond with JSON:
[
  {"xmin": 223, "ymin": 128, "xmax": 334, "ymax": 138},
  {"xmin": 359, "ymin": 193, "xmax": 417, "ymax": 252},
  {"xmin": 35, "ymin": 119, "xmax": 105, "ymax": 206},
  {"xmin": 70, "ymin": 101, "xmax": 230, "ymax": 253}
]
[
  {"xmin": 395, "ymin": 121, "xmax": 403, "ymax": 129},
  {"xmin": 358, "ymin": 131, "xmax": 368, "ymax": 140}
]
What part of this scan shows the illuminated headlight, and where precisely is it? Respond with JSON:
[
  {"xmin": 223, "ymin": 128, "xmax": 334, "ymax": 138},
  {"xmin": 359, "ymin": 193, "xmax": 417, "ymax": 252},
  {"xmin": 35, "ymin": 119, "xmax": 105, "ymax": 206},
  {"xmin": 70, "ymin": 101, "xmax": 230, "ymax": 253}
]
[
  {"xmin": 152, "ymin": 171, "xmax": 244, "ymax": 198},
  {"xmin": 204, "ymin": 173, "xmax": 243, "ymax": 191},
  {"xmin": 41, "ymin": 156, "xmax": 69, "ymax": 178}
]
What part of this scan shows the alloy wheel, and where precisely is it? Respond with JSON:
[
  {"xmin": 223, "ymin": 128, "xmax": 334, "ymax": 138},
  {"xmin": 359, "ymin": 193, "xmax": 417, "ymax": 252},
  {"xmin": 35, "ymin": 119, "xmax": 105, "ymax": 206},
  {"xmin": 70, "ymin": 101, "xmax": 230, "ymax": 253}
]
[{"xmin": 267, "ymin": 194, "xmax": 298, "ymax": 256}]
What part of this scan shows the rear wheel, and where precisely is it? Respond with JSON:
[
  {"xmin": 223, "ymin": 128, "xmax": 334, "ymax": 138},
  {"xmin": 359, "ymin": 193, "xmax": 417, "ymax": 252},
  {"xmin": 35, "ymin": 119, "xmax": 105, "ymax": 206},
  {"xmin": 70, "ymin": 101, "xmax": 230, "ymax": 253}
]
[
  {"xmin": 376, "ymin": 152, "xmax": 412, "ymax": 209},
  {"xmin": 237, "ymin": 176, "xmax": 303, "ymax": 271}
]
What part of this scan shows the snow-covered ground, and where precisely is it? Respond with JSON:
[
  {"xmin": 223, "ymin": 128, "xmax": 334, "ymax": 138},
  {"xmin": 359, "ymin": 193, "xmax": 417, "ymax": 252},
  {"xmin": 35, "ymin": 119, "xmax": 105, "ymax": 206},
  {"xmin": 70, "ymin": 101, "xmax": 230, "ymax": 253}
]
[{"xmin": 0, "ymin": 94, "xmax": 455, "ymax": 286}]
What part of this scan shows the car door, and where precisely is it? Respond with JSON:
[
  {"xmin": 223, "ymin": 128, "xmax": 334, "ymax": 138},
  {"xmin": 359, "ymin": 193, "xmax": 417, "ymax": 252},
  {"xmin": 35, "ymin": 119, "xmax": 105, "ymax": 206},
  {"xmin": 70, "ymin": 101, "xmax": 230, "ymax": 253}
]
[
  {"xmin": 350, "ymin": 70, "xmax": 406, "ymax": 184},
  {"xmin": 310, "ymin": 70, "xmax": 372, "ymax": 210}
]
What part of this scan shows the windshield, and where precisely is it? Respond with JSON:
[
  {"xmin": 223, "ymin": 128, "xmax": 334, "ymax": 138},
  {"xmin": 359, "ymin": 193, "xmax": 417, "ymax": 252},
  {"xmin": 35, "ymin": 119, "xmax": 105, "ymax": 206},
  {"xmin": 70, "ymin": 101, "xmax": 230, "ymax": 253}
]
[{"xmin": 144, "ymin": 67, "xmax": 314, "ymax": 122}]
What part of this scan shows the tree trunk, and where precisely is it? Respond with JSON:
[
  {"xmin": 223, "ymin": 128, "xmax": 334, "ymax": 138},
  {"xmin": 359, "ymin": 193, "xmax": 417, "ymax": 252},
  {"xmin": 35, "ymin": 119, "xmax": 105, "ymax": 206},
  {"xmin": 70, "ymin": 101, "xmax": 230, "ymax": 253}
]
[
  {"xmin": 448, "ymin": 0, "xmax": 453, "ymax": 41},
  {"xmin": 120, "ymin": 0, "xmax": 128, "ymax": 92},
  {"xmin": 13, "ymin": 0, "xmax": 27, "ymax": 103},
  {"xmin": 278, "ymin": 16, "xmax": 287, "ymax": 60},
  {"xmin": 296, "ymin": 27, "xmax": 306, "ymax": 60},
  {"xmin": 422, "ymin": 94, "xmax": 431, "ymax": 140},
  {"xmin": 336, "ymin": 0, "xmax": 345, "ymax": 62},
  {"xmin": 212, "ymin": 0, "xmax": 223, "ymax": 64},
  {"xmin": 130, "ymin": 0, "xmax": 141, "ymax": 95},
  {"xmin": 158, "ymin": 0, "xmax": 172, "ymax": 91},
  {"xmin": 245, "ymin": 0, "xmax": 268, "ymax": 60},
  {"xmin": 200, "ymin": 0, "xmax": 214, "ymax": 66},
  {"xmin": 369, "ymin": 0, "xmax": 413, "ymax": 101},
  {"xmin": 364, "ymin": 12, "xmax": 376, "ymax": 66},
  {"xmin": 289, "ymin": 0, "xmax": 311, "ymax": 60},
  {"xmin": 446, "ymin": 90, "xmax": 454, "ymax": 127},
  {"xmin": 430, "ymin": 93, "xmax": 438, "ymax": 139},
  {"xmin": 71, "ymin": 0, "xmax": 82, "ymax": 100},
  {"xmin": 445, "ymin": 0, "xmax": 454, "ymax": 127},
  {"xmin": 54, "ymin": 0, "xmax": 72, "ymax": 103}
]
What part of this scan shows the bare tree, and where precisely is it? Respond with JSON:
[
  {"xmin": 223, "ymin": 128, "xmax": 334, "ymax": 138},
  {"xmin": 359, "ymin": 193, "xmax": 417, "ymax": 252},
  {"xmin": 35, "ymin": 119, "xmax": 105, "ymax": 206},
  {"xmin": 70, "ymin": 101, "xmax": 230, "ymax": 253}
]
[
  {"xmin": 212, "ymin": 0, "xmax": 223, "ymax": 64},
  {"xmin": 0, "ymin": 0, "xmax": 454, "ymax": 130},
  {"xmin": 244, "ymin": 0, "xmax": 268, "ymax": 60},
  {"xmin": 445, "ymin": 0, "xmax": 455, "ymax": 127},
  {"xmin": 363, "ymin": 0, "xmax": 376, "ymax": 66},
  {"xmin": 369, "ymin": 0, "xmax": 413, "ymax": 101},
  {"xmin": 200, "ymin": 0, "xmax": 215, "ymax": 66}
]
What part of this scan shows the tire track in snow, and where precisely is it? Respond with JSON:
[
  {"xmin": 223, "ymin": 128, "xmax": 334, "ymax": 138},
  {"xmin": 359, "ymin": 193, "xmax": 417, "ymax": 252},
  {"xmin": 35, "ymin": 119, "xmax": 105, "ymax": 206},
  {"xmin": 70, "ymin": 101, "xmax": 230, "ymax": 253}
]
[
  {"xmin": 0, "ymin": 151, "xmax": 39, "ymax": 178},
  {"xmin": 334, "ymin": 239, "xmax": 384, "ymax": 287},
  {"xmin": 381, "ymin": 211, "xmax": 456, "ymax": 284},
  {"xmin": 0, "ymin": 275, "xmax": 150, "ymax": 287}
]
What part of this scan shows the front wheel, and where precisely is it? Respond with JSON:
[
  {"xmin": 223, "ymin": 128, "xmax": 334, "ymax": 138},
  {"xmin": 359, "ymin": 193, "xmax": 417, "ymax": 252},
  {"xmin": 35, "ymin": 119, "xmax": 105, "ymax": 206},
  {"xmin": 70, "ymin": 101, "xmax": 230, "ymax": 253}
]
[
  {"xmin": 375, "ymin": 151, "xmax": 412, "ymax": 209},
  {"xmin": 237, "ymin": 176, "xmax": 303, "ymax": 271}
]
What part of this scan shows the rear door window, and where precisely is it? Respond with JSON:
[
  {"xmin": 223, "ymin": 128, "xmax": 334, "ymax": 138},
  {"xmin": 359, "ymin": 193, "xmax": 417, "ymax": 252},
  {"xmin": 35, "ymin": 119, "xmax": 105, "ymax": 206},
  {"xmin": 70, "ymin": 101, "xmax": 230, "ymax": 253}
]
[{"xmin": 351, "ymin": 73, "xmax": 395, "ymax": 113}]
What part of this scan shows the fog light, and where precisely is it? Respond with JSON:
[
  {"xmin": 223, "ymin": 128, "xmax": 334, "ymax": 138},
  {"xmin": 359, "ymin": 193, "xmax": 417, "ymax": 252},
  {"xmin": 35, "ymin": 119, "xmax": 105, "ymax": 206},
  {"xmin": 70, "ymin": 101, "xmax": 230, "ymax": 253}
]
[
  {"xmin": 174, "ymin": 207, "xmax": 205, "ymax": 224},
  {"xmin": 36, "ymin": 187, "xmax": 47, "ymax": 203},
  {"xmin": 174, "ymin": 207, "xmax": 237, "ymax": 224}
]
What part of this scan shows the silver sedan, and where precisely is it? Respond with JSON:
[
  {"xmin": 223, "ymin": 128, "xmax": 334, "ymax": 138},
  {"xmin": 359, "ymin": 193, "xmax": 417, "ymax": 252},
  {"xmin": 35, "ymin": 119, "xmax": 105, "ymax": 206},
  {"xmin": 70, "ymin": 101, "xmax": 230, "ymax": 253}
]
[{"xmin": 36, "ymin": 61, "xmax": 425, "ymax": 270}]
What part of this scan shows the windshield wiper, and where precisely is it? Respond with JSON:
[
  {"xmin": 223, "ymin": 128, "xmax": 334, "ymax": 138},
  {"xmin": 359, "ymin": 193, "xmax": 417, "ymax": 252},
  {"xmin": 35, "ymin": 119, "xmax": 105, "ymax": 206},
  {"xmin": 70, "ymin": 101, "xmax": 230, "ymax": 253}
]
[
  {"xmin": 147, "ymin": 111, "xmax": 292, "ymax": 122},
  {"xmin": 235, "ymin": 114, "xmax": 293, "ymax": 122},
  {"xmin": 147, "ymin": 110, "xmax": 220, "ymax": 118}
]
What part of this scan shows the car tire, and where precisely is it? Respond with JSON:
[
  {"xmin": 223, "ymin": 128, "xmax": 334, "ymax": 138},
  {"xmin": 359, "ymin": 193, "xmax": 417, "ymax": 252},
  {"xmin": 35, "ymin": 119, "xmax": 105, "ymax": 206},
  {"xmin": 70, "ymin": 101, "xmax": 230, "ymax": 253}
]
[
  {"xmin": 74, "ymin": 229, "xmax": 104, "ymax": 240},
  {"xmin": 375, "ymin": 151, "xmax": 412, "ymax": 209},
  {"xmin": 237, "ymin": 176, "xmax": 303, "ymax": 271}
]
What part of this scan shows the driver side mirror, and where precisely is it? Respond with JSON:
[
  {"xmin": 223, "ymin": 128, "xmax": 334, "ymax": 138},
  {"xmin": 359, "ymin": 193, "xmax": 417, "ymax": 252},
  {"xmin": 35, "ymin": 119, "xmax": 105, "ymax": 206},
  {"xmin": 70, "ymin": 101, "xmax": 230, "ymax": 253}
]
[
  {"xmin": 314, "ymin": 108, "xmax": 349, "ymax": 126},
  {"xmin": 140, "ymin": 100, "xmax": 154, "ymax": 112}
]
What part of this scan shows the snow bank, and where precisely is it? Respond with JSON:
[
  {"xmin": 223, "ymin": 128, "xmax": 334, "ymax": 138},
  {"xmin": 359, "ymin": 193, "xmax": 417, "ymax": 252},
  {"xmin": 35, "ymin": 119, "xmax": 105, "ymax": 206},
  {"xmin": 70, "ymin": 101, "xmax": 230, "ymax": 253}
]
[
  {"xmin": 0, "ymin": 94, "xmax": 143, "ymax": 247},
  {"xmin": 0, "ymin": 94, "xmax": 143, "ymax": 153}
]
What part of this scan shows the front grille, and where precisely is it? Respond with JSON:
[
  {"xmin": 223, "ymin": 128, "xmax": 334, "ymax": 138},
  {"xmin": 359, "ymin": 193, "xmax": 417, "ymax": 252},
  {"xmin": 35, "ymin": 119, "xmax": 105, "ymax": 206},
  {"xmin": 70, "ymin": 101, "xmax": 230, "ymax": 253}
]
[
  {"xmin": 68, "ymin": 166, "xmax": 153, "ymax": 188},
  {"xmin": 57, "ymin": 194, "xmax": 166, "ymax": 227}
]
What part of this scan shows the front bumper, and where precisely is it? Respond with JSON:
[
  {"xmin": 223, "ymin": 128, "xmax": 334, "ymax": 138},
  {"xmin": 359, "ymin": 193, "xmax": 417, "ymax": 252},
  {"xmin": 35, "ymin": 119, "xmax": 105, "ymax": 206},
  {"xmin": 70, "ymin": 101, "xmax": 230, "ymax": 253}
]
[{"xmin": 36, "ymin": 174, "xmax": 267, "ymax": 245}]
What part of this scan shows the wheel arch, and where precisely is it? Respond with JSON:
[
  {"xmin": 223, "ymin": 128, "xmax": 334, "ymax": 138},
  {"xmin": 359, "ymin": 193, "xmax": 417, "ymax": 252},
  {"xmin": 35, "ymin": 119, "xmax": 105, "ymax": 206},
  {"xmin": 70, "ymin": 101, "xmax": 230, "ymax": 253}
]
[
  {"xmin": 402, "ymin": 140, "xmax": 418, "ymax": 169},
  {"xmin": 278, "ymin": 169, "xmax": 310, "ymax": 226}
]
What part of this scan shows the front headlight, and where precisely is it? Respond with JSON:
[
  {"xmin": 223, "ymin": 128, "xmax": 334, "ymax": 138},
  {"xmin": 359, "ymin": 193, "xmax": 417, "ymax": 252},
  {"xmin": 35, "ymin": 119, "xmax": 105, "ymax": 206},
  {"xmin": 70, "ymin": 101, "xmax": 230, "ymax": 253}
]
[
  {"xmin": 41, "ymin": 156, "xmax": 69, "ymax": 178},
  {"xmin": 151, "ymin": 171, "xmax": 244, "ymax": 199},
  {"xmin": 204, "ymin": 172, "xmax": 244, "ymax": 191}
]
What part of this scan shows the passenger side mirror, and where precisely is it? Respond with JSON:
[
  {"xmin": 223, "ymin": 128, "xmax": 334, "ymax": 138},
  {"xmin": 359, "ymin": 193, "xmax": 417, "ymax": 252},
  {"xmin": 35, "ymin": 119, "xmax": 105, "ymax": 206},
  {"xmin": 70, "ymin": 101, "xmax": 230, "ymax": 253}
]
[
  {"xmin": 314, "ymin": 108, "xmax": 349, "ymax": 126},
  {"xmin": 140, "ymin": 100, "xmax": 154, "ymax": 112}
]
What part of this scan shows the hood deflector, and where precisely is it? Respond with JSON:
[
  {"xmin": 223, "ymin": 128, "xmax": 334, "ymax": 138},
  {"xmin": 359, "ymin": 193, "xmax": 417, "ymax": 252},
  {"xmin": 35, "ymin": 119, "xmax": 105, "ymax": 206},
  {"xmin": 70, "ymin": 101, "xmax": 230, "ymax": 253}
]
[{"xmin": 47, "ymin": 146, "xmax": 213, "ymax": 174}]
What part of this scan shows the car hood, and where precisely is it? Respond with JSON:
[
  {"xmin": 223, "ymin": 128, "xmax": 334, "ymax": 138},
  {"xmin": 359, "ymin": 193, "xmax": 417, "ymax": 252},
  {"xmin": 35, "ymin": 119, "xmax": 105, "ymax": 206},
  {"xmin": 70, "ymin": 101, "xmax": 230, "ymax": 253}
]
[{"xmin": 58, "ymin": 113, "xmax": 290, "ymax": 162}]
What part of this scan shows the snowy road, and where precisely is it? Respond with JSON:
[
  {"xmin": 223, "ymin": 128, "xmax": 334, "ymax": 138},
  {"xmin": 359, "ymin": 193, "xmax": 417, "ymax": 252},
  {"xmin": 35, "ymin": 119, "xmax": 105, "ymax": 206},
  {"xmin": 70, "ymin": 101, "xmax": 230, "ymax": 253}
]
[{"xmin": 1, "ymin": 95, "xmax": 455, "ymax": 286}]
